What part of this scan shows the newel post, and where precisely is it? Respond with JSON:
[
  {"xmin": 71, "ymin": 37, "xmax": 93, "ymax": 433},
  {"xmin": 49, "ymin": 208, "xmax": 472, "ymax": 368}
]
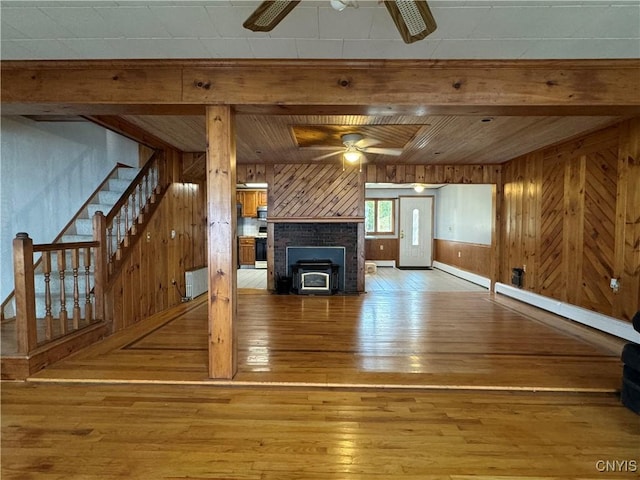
[
  {"xmin": 93, "ymin": 212, "xmax": 108, "ymax": 332},
  {"xmin": 13, "ymin": 232, "xmax": 37, "ymax": 354}
]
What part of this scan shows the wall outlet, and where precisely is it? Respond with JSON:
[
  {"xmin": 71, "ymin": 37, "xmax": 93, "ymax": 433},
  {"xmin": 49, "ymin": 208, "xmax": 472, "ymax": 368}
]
[
  {"xmin": 380, "ymin": 245, "xmax": 384, "ymax": 250},
  {"xmin": 610, "ymin": 278, "xmax": 620, "ymax": 293},
  {"xmin": 457, "ymin": 251, "xmax": 461, "ymax": 258},
  {"xmin": 523, "ymin": 264, "xmax": 527, "ymax": 272}
]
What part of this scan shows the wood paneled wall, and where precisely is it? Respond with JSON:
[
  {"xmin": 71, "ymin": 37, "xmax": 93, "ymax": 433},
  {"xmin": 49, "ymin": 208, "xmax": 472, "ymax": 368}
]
[
  {"xmin": 364, "ymin": 164, "xmax": 501, "ymax": 184},
  {"xmin": 270, "ymin": 164, "xmax": 363, "ymax": 219},
  {"xmin": 237, "ymin": 163, "xmax": 501, "ymax": 187},
  {"xmin": 365, "ymin": 238, "xmax": 399, "ymax": 262},
  {"xmin": 500, "ymin": 119, "xmax": 640, "ymax": 322},
  {"xmin": 434, "ymin": 240, "xmax": 493, "ymax": 278},
  {"xmin": 105, "ymin": 180, "xmax": 206, "ymax": 332}
]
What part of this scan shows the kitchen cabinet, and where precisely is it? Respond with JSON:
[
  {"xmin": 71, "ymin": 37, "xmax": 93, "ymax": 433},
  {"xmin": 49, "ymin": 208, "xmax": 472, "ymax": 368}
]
[
  {"xmin": 237, "ymin": 190, "xmax": 267, "ymax": 217},
  {"xmin": 239, "ymin": 237, "xmax": 255, "ymax": 265},
  {"xmin": 258, "ymin": 190, "xmax": 267, "ymax": 207}
]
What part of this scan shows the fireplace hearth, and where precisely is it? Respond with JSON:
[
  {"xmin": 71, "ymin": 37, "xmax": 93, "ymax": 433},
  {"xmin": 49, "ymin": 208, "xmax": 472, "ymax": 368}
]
[
  {"xmin": 291, "ymin": 259, "xmax": 339, "ymax": 295},
  {"xmin": 275, "ymin": 223, "xmax": 358, "ymax": 293}
]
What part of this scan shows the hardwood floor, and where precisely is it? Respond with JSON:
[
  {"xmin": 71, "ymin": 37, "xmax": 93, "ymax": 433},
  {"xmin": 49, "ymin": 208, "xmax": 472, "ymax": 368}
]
[
  {"xmin": 3, "ymin": 269, "xmax": 637, "ymax": 479},
  {"xmin": 2, "ymin": 382, "xmax": 638, "ymax": 480}
]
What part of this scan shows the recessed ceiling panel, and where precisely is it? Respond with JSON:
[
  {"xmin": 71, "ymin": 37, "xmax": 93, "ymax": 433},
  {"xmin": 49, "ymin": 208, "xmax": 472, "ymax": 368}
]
[{"xmin": 292, "ymin": 124, "xmax": 422, "ymax": 148}]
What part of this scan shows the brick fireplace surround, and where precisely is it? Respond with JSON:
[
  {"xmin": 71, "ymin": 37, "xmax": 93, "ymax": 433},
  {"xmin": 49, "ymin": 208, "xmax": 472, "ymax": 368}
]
[{"xmin": 273, "ymin": 222, "xmax": 359, "ymax": 293}]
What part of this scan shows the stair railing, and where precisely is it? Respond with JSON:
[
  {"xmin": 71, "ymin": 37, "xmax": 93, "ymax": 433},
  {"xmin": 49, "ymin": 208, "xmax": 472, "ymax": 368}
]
[
  {"xmin": 12, "ymin": 233, "xmax": 103, "ymax": 354},
  {"xmin": 103, "ymin": 150, "xmax": 165, "ymax": 280},
  {"xmin": 7, "ymin": 151, "xmax": 165, "ymax": 356},
  {"xmin": 0, "ymin": 163, "xmax": 128, "ymax": 324}
]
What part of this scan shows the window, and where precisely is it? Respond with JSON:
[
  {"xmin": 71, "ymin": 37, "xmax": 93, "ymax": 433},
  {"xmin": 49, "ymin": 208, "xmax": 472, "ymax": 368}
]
[{"xmin": 365, "ymin": 199, "xmax": 395, "ymax": 235}]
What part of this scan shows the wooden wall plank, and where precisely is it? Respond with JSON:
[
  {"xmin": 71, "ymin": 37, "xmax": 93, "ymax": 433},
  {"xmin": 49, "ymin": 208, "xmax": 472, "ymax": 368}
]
[
  {"xmin": 365, "ymin": 239, "xmax": 399, "ymax": 262},
  {"xmin": 270, "ymin": 164, "xmax": 362, "ymax": 219},
  {"xmin": 104, "ymin": 177, "xmax": 206, "ymax": 333},
  {"xmin": 616, "ymin": 118, "xmax": 640, "ymax": 319},
  {"xmin": 434, "ymin": 240, "xmax": 493, "ymax": 278},
  {"xmin": 501, "ymin": 120, "xmax": 640, "ymax": 322}
]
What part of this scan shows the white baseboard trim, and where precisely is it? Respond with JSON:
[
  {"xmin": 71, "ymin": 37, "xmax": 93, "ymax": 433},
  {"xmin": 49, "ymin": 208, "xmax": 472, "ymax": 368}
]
[
  {"xmin": 495, "ymin": 282, "xmax": 640, "ymax": 343},
  {"xmin": 367, "ymin": 260, "xmax": 396, "ymax": 268},
  {"xmin": 433, "ymin": 261, "xmax": 491, "ymax": 289}
]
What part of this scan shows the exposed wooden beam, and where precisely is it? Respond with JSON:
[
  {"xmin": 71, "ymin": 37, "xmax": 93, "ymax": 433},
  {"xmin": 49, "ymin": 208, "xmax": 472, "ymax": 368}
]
[
  {"xmin": 2, "ymin": 59, "xmax": 639, "ymax": 116},
  {"xmin": 205, "ymin": 105, "xmax": 237, "ymax": 379}
]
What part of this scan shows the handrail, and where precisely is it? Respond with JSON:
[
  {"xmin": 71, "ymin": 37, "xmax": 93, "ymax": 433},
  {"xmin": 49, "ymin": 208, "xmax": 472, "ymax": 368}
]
[
  {"xmin": 102, "ymin": 151, "xmax": 165, "ymax": 280},
  {"xmin": 33, "ymin": 241, "xmax": 100, "ymax": 252},
  {"xmin": 105, "ymin": 151, "xmax": 161, "ymax": 225}
]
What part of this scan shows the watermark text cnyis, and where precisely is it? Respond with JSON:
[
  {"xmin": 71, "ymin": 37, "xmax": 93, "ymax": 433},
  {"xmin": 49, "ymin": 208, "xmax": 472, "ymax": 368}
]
[{"xmin": 595, "ymin": 459, "xmax": 637, "ymax": 473}]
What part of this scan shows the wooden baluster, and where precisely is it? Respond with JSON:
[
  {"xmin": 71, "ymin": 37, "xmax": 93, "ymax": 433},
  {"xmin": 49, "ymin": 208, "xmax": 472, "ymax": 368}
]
[
  {"xmin": 13, "ymin": 233, "xmax": 37, "ymax": 353},
  {"xmin": 123, "ymin": 200, "xmax": 130, "ymax": 248},
  {"xmin": 83, "ymin": 246, "xmax": 93, "ymax": 323},
  {"xmin": 71, "ymin": 248, "xmax": 81, "ymax": 330},
  {"xmin": 152, "ymin": 163, "xmax": 159, "ymax": 196},
  {"xmin": 130, "ymin": 190, "xmax": 137, "ymax": 235},
  {"xmin": 144, "ymin": 172, "xmax": 150, "ymax": 207},
  {"xmin": 42, "ymin": 251, "xmax": 53, "ymax": 340},
  {"xmin": 115, "ymin": 210, "xmax": 122, "ymax": 260},
  {"xmin": 137, "ymin": 182, "xmax": 145, "ymax": 223},
  {"xmin": 57, "ymin": 248, "xmax": 68, "ymax": 335},
  {"xmin": 106, "ymin": 224, "xmax": 113, "ymax": 273}
]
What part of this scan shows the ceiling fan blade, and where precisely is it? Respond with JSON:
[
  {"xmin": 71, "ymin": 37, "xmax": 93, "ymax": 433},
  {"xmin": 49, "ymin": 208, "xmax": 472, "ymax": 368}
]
[
  {"xmin": 311, "ymin": 150, "xmax": 344, "ymax": 161},
  {"xmin": 383, "ymin": 0, "xmax": 437, "ymax": 44},
  {"xmin": 243, "ymin": 0, "xmax": 301, "ymax": 32},
  {"xmin": 300, "ymin": 146, "xmax": 343, "ymax": 151},
  {"xmin": 355, "ymin": 138, "xmax": 381, "ymax": 148},
  {"xmin": 362, "ymin": 147, "xmax": 403, "ymax": 156}
]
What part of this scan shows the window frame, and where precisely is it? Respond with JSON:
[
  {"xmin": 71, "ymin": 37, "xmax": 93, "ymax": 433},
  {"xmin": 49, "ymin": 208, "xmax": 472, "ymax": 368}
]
[{"xmin": 365, "ymin": 198, "xmax": 396, "ymax": 236}]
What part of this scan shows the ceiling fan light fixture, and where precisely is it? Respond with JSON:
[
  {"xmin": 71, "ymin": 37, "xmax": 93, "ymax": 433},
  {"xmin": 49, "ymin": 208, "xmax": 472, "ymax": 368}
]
[{"xmin": 344, "ymin": 150, "xmax": 361, "ymax": 163}]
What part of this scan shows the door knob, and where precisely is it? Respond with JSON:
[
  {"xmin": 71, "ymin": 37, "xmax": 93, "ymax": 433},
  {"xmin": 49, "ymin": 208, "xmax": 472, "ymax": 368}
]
[{"xmin": 400, "ymin": 230, "xmax": 405, "ymax": 239}]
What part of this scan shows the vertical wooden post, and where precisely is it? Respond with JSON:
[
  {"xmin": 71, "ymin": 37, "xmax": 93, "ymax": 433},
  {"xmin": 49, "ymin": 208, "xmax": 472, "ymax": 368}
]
[
  {"xmin": 93, "ymin": 211, "xmax": 108, "ymax": 331},
  {"xmin": 13, "ymin": 233, "xmax": 37, "ymax": 354},
  {"xmin": 206, "ymin": 105, "xmax": 238, "ymax": 379}
]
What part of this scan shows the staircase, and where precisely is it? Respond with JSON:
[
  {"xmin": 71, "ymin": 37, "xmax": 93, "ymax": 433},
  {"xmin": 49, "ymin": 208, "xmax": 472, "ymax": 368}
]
[
  {"xmin": 2, "ymin": 154, "xmax": 168, "ymax": 379},
  {"xmin": 4, "ymin": 166, "xmax": 140, "ymax": 321}
]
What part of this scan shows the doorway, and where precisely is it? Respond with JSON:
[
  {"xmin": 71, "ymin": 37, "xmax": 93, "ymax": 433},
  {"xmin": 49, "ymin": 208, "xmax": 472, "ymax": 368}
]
[{"xmin": 398, "ymin": 196, "xmax": 433, "ymax": 268}]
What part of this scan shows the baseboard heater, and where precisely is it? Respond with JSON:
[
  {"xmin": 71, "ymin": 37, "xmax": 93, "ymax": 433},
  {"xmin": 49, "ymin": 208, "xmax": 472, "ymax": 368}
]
[{"xmin": 185, "ymin": 266, "xmax": 207, "ymax": 300}]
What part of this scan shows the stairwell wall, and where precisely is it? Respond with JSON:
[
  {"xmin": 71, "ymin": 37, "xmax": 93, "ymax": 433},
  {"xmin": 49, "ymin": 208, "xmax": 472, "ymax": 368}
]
[
  {"xmin": 105, "ymin": 177, "xmax": 207, "ymax": 332},
  {"xmin": 0, "ymin": 116, "xmax": 138, "ymax": 302}
]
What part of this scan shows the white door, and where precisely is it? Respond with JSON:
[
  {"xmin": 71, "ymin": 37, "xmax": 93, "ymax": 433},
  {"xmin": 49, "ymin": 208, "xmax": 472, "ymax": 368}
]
[{"xmin": 399, "ymin": 196, "xmax": 433, "ymax": 267}]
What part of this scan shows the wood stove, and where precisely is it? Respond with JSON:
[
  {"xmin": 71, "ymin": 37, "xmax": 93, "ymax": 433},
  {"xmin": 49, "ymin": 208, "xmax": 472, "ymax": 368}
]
[{"xmin": 291, "ymin": 259, "xmax": 339, "ymax": 295}]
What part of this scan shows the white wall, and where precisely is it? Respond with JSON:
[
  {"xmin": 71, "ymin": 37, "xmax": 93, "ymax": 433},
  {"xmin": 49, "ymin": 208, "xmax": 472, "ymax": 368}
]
[
  {"xmin": 435, "ymin": 184, "xmax": 493, "ymax": 245},
  {"xmin": 0, "ymin": 116, "xmax": 138, "ymax": 302}
]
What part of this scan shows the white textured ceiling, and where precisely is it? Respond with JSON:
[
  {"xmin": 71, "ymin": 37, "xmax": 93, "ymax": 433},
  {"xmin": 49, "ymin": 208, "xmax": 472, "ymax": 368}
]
[{"xmin": 1, "ymin": 0, "xmax": 638, "ymax": 61}]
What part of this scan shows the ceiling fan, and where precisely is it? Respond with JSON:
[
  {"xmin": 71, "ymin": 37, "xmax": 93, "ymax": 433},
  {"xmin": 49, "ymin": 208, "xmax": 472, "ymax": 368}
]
[
  {"xmin": 243, "ymin": 0, "xmax": 437, "ymax": 44},
  {"xmin": 309, "ymin": 133, "xmax": 403, "ymax": 170}
]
